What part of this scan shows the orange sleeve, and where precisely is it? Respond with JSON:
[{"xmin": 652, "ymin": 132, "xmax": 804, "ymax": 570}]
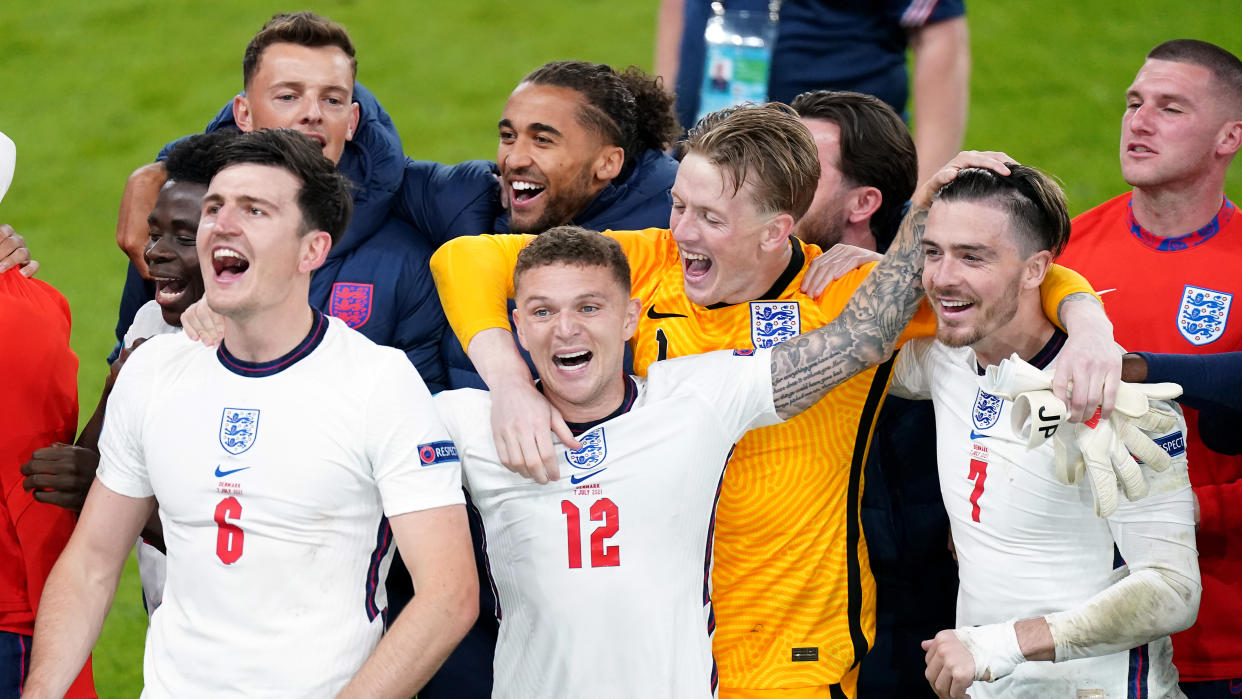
[
  {"xmin": 1041, "ymin": 263, "xmax": 1099, "ymax": 330},
  {"xmin": 602, "ymin": 228, "xmax": 680, "ymax": 298},
  {"xmin": 429, "ymin": 234, "xmax": 533, "ymax": 353}
]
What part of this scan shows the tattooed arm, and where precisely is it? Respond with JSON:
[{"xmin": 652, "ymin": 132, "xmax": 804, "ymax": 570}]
[
  {"xmin": 770, "ymin": 151, "xmax": 1016, "ymax": 419},
  {"xmin": 771, "ymin": 205, "xmax": 927, "ymax": 418}
]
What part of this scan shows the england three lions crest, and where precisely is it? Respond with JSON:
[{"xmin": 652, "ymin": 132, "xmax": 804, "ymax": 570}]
[
  {"xmin": 330, "ymin": 282, "xmax": 373, "ymax": 329},
  {"xmin": 972, "ymin": 389, "xmax": 1003, "ymax": 430},
  {"xmin": 220, "ymin": 408, "xmax": 260, "ymax": 455},
  {"xmin": 565, "ymin": 429, "xmax": 608, "ymax": 484},
  {"xmin": 750, "ymin": 301, "xmax": 800, "ymax": 348},
  {"xmin": 1178, "ymin": 285, "xmax": 1232, "ymax": 346}
]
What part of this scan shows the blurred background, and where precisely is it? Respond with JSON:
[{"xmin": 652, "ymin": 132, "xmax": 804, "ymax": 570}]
[{"xmin": 1, "ymin": 1, "xmax": 1238, "ymax": 693}]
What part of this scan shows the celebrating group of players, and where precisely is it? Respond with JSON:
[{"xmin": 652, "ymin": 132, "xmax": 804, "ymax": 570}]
[{"xmin": 4, "ymin": 9, "xmax": 1241, "ymax": 699}]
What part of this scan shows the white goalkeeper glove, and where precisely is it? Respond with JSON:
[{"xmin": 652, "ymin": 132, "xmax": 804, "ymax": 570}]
[{"xmin": 981, "ymin": 355, "xmax": 1184, "ymax": 517}]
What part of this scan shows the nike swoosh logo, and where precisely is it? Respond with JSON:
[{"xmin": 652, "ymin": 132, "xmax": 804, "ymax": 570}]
[
  {"xmin": 569, "ymin": 469, "xmax": 606, "ymax": 484},
  {"xmin": 647, "ymin": 306, "xmax": 687, "ymax": 319},
  {"xmin": 969, "ymin": 431, "xmax": 991, "ymax": 441},
  {"xmin": 215, "ymin": 466, "xmax": 251, "ymax": 478}
]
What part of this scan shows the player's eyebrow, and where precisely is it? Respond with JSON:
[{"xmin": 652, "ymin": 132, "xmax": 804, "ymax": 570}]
[
  {"xmin": 498, "ymin": 119, "xmax": 563, "ymax": 139},
  {"xmin": 1126, "ymin": 87, "xmax": 1194, "ymax": 104}
]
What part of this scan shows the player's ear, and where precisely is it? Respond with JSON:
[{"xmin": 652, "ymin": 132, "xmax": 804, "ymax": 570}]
[
  {"xmin": 512, "ymin": 306, "xmax": 530, "ymax": 351},
  {"xmin": 848, "ymin": 186, "xmax": 883, "ymax": 224},
  {"xmin": 1024, "ymin": 249, "xmax": 1053, "ymax": 289},
  {"xmin": 1216, "ymin": 118, "xmax": 1242, "ymax": 157},
  {"xmin": 233, "ymin": 94, "xmax": 255, "ymax": 133},
  {"xmin": 594, "ymin": 145, "xmax": 625, "ymax": 183},
  {"xmin": 759, "ymin": 212, "xmax": 796, "ymax": 252},
  {"xmin": 346, "ymin": 101, "xmax": 360, "ymax": 142},
  {"xmin": 297, "ymin": 231, "xmax": 332, "ymax": 273},
  {"xmin": 621, "ymin": 297, "xmax": 641, "ymax": 342}
]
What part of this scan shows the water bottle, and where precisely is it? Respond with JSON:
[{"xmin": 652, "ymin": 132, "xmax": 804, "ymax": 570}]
[{"xmin": 695, "ymin": 0, "xmax": 780, "ymax": 123}]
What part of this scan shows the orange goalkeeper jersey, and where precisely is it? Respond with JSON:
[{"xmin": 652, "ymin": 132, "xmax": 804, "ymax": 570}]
[{"xmin": 431, "ymin": 228, "xmax": 1095, "ymax": 694}]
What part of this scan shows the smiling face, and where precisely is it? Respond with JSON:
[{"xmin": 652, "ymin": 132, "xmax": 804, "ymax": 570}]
[
  {"xmin": 197, "ymin": 163, "xmax": 326, "ymax": 321},
  {"xmin": 669, "ymin": 152, "xmax": 792, "ymax": 306},
  {"xmin": 497, "ymin": 83, "xmax": 621, "ymax": 235},
  {"xmin": 234, "ymin": 42, "xmax": 359, "ymax": 165},
  {"xmin": 921, "ymin": 200, "xmax": 1032, "ymax": 350},
  {"xmin": 1121, "ymin": 59, "xmax": 1234, "ymax": 191},
  {"xmin": 146, "ymin": 180, "xmax": 208, "ymax": 326},
  {"xmin": 513, "ymin": 262, "xmax": 640, "ymax": 423}
]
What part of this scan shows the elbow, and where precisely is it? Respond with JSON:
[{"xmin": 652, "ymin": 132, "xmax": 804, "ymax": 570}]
[
  {"xmin": 448, "ymin": 578, "xmax": 479, "ymax": 643},
  {"xmin": 1168, "ymin": 578, "xmax": 1201, "ymax": 636}
]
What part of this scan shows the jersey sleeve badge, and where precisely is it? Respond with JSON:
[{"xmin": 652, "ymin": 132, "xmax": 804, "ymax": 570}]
[{"xmin": 418, "ymin": 441, "xmax": 460, "ymax": 466}]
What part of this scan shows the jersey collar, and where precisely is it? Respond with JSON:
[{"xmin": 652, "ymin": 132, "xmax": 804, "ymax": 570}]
[
  {"xmin": 216, "ymin": 309, "xmax": 329, "ymax": 378},
  {"xmin": 705, "ymin": 236, "xmax": 805, "ymax": 310},
  {"xmin": 1126, "ymin": 196, "xmax": 1234, "ymax": 251},
  {"xmin": 538, "ymin": 374, "xmax": 641, "ymax": 436},
  {"xmin": 974, "ymin": 327, "xmax": 1067, "ymax": 376}
]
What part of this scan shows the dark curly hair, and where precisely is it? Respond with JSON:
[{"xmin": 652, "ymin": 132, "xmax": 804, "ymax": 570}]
[
  {"xmin": 163, "ymin": 130, "xmax": 240, "ymax": 187},
  {"xmin": 523, "ymin": 61, "xmax": 680, "ymax": 170}
]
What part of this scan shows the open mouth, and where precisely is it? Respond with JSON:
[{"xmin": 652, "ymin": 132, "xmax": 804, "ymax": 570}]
[
  {"xmin": 152, "ymin": 275, "xmax": 189, "ymax": 305},
  {"xmin": 936, "ymin": 298, "xmax": 975, "ymax": 317},
  {"xmin": 509, "ymin": 180, "xmax": 546, "ymax": 206},
  {"xmin": 212, "ymin": 248, "xmax": 250, "ymax": 281},
  {"xmin": 554, "ymin": 350, "xmax": 592, "ymax": 370},
  {"xmin": 680, "ymin": 250, "xmax": 712, "ymax": 281}
]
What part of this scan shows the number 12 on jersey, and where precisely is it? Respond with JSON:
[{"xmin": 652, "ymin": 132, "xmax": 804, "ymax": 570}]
[{"xmin": 561, "ymin": 498, "xmax": 620, "ymax": 569}]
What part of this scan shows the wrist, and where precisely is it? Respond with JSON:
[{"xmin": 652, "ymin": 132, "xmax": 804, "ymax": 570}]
[
  {"xmin": 954, "ymin": 620, "xmax": 1025, "ymax": 682},
  {"xmin": 1121, "ymin": 353, "xmax": 1148, "ymax": 383}
]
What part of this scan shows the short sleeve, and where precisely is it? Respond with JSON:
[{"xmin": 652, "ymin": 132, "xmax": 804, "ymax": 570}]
[
  {"xmin": 96, "ymin": 347, "xmax": 157, "ymax": 498},
  {"xmin": 899, "ymin": 0, "xmax": 965, "ymax": 28},
  {"xmin": 366, "ymin": 351, "xmax": 465, "ymax": 517},
  {"xmin": 652, "ymin": 348, "xmax": 782, "ymax": 441},
  {"xmin": 890, "ymin": 338, "xmax": 934, "ymax": 400}
]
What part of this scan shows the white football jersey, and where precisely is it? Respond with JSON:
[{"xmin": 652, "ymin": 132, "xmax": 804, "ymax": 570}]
[
  {"xmin": 436, "ymin": 349, "xmax": 780, "ymax": 699},
  {"xmin": 97, "ymin": 313, "xmax": 464, "ymax": 697},
  {"xmin": 122, "ymin": 299, "xmax": 180, "ymax": 614},
  {"xmin": 891, "ymin": 336, "xmax": 1195, "ymax": 698}
]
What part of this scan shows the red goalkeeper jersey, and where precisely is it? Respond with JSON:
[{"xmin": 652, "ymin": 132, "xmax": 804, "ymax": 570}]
[{"xmin": 1062, "ymin": 192, "xmax": 1242, "ymax": 682}]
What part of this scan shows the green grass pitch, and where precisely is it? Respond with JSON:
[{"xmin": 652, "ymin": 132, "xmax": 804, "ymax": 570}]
[{"xmin": 1, "ymin": 1, "xmax": 1236, "ymax": 695}]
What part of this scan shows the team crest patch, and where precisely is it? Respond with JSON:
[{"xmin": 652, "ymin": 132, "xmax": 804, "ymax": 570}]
[
  {"xmin": 329, "ymin": 282, "xmax": 374, "ymax": 329},
  {"xmin": 749, "ymin": 301, "xmax": 800, "ymax": 348},
  {"xmin": 972, "ymin": 390, "xmax": 1003, "ymax": 430},
  {"xmin": 1178, "ymin": 285, "xmax": 1231, "ymax": 346},
  {"xmin": 565, "ymin": 429, "xmax": 608, "ymax": 484},
  {"xmin": 219, "ymin": 408, "xmax": 260, "ymax": 455}
]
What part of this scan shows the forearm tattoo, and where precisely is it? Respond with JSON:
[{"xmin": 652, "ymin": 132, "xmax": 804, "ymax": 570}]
[{"xmin": 770, "ymin": 206, "xmax": 929, "ymax": 418}]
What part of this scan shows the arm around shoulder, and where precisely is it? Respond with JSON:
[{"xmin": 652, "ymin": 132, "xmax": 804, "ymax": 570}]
[
  {"xmin": 116, "ymin": 162, "xmax": 168, "ymax": 274},
  {"xmin": 430, "ymin": 233, "xmax": 530, "ymax": 353}
]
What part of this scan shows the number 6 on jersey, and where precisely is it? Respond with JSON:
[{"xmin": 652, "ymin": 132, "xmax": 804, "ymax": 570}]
[{"xmin": 215, "ymin": 496, "xmax": 245, "ymax": 564}]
